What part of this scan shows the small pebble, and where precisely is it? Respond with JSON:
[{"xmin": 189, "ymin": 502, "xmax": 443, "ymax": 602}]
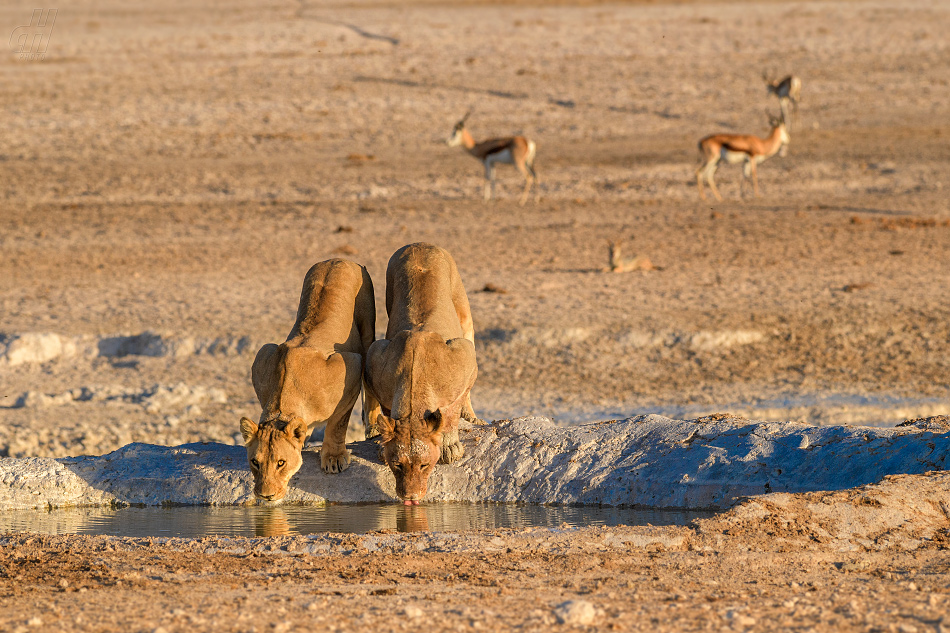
[
  {"xmin": 736, "ymin": 615, "xmax": 757, "ymax": 627},
  {"xmin": 553, "ymin": 600, "xmax": 598, "ymax": 626}
]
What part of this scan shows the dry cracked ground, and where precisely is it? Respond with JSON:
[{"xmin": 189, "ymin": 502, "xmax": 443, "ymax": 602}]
[{"xmin": 1, "ymin": 0, "xmax": 949, "ymax": 631}]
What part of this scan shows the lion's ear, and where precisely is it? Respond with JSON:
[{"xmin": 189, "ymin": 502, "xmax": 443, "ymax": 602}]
[
  {"xmin": 424, "ymin": 409, "xmax": 445, "ymax": 436},
  {"xmin": 376, "ymin": 413, "xmax": 395, "ymax": 443},
  {"xmin": 240, "ymin": 417, "xmax": 258, "ymax": 445},
  {"xmin": 285, "ymin": 418, "xmax": 309, "ymax": 448}
]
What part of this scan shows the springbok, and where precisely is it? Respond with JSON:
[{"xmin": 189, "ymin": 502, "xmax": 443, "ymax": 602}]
[
  {"xmin": 606, "ymin": 239, "xmax": 656, "ymax": 273},
  {"xmin": 764, "ymin": 73, "xmax": 802, "ymax": 129},
  {"xmin": 446, "ymin": 112, "xmax": 539, "ymax": 205},
  {"xmin": 695, "ymin": 114, "xmax": 790, "ymax": 201}
]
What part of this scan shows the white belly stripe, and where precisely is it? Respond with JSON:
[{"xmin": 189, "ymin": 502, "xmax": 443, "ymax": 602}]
[
  {"xmin": 486, "ymin": 148, "xmax": 514, "ymax": 166},
  {"xmin": 721, "ymin": 149, "xmax": 748, "ymax": 165}
]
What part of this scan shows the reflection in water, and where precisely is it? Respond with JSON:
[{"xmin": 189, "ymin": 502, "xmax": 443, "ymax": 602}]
[
  {"xmin": 0, "ymin": 504, "xmax": 713, "ymax": 539},
  {"xmin": 254, "ymin": 507, "xmax": 293, "ymax": 537},
  {"xmin": 397, "ymin": 504, "xmax": 430, "ymax": 532}
]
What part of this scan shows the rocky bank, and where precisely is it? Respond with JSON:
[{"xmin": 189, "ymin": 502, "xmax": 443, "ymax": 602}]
[{"xmin": 0, "ymin": 415, "xmax": 947, "ymax": 515}]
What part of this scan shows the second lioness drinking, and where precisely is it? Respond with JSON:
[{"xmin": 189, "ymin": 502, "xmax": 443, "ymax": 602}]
[{"xmin": 366, "ymin": 243, "xmax": 479, "ymax": 504}]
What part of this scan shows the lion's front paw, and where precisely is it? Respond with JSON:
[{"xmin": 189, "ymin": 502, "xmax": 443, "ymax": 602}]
[
  {"xmin": 440, "ymin": 438, "xmax": 464, "ymax": 464},
  {"xmin": 321, "ymin": 449, "xmax": 351, "ymax": 474}
]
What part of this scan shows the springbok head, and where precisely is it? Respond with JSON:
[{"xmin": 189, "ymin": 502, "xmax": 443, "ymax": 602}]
[
  {"xmin": 766, "ymin": 111, "xmax": 791, "ymax": 156},
  {"xmin": 446, "ymin": 110, "xmax": 472, "ymax": 146}
]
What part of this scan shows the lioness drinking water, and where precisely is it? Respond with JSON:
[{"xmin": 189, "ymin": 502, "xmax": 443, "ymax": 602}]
[
  {"xmin": 366, "ymin": 243, "xmax": 478, "ymax": 504},
  {"xmin": 239, "ymin": 259, "xmax": 379, "ymax": 500}
]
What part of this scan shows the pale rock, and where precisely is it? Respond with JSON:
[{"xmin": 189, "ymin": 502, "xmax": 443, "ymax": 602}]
[
  {"xmin": 3, "ymin": 333, "xmax": 75, "ymax": 366},
  {"xmin": 689, "ymin": 330, "xmax": 764, "ymax": 351},
  {"xmin": 553, "ymin": 600, "xmax": 598, "ymax": 625}
]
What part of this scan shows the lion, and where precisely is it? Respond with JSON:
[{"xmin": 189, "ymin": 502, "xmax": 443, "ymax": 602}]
[
  {"xmin": 365, "ymin": 243, "xmax": 478, "ymax": 504},
  {"xmin": 239, "ymin": 259, "xmax": 380, "ymax": 501}
]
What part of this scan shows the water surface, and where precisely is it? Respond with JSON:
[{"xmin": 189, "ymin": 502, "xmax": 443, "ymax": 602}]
[{"xmin": 0, "ymin": 504, "xmax": 712, "ymax": 538}]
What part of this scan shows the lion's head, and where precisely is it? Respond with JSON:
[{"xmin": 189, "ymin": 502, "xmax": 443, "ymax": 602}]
[
  {"xmin": 239, "ymin": 416, "xmax": 309, "ymax": 501},
  {"xmin": 377, "ymin": 409, "xmax": 449, "ymax": 503}
]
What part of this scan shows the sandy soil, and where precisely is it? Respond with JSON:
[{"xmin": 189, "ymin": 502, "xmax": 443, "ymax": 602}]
[
  {"xmin": 1, "ymin": 0, "xmax": 950, "ymax": 629},
  {"xmin": 0, "ymin": 514, "xmax": 948, "ymax": 633},
  {"xmin": 2, "ymin": 0, "xmax": 950, "ymax": 457}
]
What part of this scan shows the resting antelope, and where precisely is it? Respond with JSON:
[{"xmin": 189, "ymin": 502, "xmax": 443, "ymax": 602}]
[
  {"xmin": 764, "ymin": 73, "xmax": 802, "ymax": 129},
  {"xmin": 695, "ymin": 115, "xmax": 790, "ymax": 201},
  {"xmin": 446, "ymin": 112, "xmax": 539, "ymax": 205},
  {"xmin": 606, "ymin": 239, "xmax": 656, "ymax": 273}
]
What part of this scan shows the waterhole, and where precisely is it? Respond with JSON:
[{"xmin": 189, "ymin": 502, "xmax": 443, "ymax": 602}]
[{"xmin": 0, "ymin": 504, "xmax": 712, "ymax": 538}]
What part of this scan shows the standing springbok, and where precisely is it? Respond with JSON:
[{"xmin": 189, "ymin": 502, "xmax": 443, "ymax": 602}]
[
  {"xmin": 446, "ymin": 112, "xmax": 539, "ymax": 205},
  {"xmin": 764, "ymin": 73, "xmax": 802, "ymax": 129},
  {"xmin": 695, "ymin": 114, "xmax": 790, "ymax": 201}
]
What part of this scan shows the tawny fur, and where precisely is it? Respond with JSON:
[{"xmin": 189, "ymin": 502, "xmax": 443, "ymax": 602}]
[
  {"xmin": 606, "ymin": 240, "xmax": 657, "ymax": 273},
  {"xmin": 365, "ymin": 243, "xmax": 478, "ymax": 502},
  {"xmin": 447, "ymin": 114, "xmax": 539, "ymax": 205},
  {"xmin": 239, "ymin": 259, "xmax": 379, "ymax": 501},
  {"xmin": 695, "ymin": 117, "xmax": 790, "ymax": 202}
]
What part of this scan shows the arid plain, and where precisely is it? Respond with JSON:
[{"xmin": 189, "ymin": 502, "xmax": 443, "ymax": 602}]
[{"xmin": 1, "ymin": 0, "xmax": 949, "ymax": 631}]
